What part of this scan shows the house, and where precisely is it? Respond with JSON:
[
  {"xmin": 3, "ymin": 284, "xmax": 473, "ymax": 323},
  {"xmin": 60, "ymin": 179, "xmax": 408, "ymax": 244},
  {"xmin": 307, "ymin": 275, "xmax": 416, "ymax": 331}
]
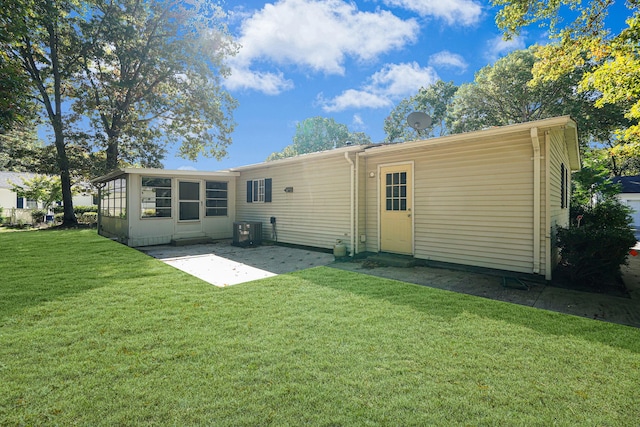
[
  {"xmin": 0, "ymin": 171, "xmax": 95, "ymax": 222},
  {"xmin": 612, "ymin": 175, "xmax": 640, "ymax": 231},
  {"xmin": 93, "ymin": 116, "xmax": 580, "ymax": 280}
]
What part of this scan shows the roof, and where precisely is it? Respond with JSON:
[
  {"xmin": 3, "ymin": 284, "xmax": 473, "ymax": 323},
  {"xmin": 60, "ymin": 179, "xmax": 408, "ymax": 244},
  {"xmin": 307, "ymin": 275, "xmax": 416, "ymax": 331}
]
[
  {"xmin": 92, "ymin": 167, "xmax": 239, "ymax": 184},
  {"xmin": 228, "ymin": 144, "xmax": 367, "ymax": 172},
  {"xmin": 0, "ymin": 171, "xmax": 38, "ymax": 189},
  {"xmin": 92, "ymin": 116, "xmax": 581, "ymax": 180},
  {"xmin": 361, "ymin": 116, "xmax": 580, "ymax": 170},
  {"xmin": 231, "ymin": 116, "xmax": 580, "ymax": 172},
  {"xmin": 612, "ymin": 175, "xmax": 640, "ymax": 193}
]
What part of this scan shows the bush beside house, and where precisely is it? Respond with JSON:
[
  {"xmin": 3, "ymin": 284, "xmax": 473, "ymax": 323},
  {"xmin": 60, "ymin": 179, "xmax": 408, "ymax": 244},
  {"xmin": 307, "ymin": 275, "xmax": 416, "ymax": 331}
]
[{"xmin": 556, "ymin": 198, "xmax": 637, "ymax": 287}]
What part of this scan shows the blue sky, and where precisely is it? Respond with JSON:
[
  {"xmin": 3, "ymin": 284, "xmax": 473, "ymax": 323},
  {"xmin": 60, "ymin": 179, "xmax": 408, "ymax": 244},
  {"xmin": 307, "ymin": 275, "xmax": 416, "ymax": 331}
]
[{"xmin": 166, "ymin": 0, "xmax": 631, "ymax": 171}]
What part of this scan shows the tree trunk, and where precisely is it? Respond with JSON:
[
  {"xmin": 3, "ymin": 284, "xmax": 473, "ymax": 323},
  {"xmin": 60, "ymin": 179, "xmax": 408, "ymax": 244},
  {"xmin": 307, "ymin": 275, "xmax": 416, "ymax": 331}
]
[
  {"xmin": 53, "ymin": 119, "xmax": 76, "ymax": 226},
  {"xmin": 46, "ymin": 1, "xmax": 76, "ymax": 226},
  {"xmin": 105, "ymin": 138, "xmax": 119, "ymax": 172}
]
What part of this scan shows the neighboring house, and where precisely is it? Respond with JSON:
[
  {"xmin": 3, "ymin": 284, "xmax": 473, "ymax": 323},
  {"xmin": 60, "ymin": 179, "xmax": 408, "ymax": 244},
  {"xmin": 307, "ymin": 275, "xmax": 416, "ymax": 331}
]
[
  {"xmin": 0, "ymin": 171, "xmax": 95, "ymax": 222},
  {"xmin": 612, "ymin": 175, "xmax": 640, "ymax": 231},
  {"xmin": 93, "ymin": 116, "xmax": 580, "ymax": 280}
]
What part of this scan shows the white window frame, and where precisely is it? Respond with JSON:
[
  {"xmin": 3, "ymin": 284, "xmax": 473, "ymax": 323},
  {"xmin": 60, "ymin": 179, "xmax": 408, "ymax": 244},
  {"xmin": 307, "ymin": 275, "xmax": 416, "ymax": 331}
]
[{"xmin": 252, "ymin": 178, "xmax": 265, "ymax": 203}]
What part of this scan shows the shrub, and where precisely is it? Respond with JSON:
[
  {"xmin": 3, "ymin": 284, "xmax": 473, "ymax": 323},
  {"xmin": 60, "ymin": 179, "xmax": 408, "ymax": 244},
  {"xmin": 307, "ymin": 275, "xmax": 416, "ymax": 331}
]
[
  {"xmin": 78, "ymin": 212, "xmax": 98, "ymax": 224},
  {"xmin": 52, "ymin": 205, "xmax": 98, "ymax": 214},
  {"xmin": 74, "ymin": 205, "xmax": 98, "ymax": 214},
  {"xmin": 557, "ymin": 199, "xmax": 636, "ymax": 285},
  {"xmin": 31, "ymin": 209, "xmax": 47, "ymax": 224}
]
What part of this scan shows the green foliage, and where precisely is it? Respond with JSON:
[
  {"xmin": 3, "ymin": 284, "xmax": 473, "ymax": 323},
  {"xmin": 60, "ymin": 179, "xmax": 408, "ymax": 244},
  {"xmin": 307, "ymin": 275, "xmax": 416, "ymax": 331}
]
[
  {"xmin": 267, "ymin": 117, "xmax": 371, "ymax": 160},
  {"xmin": 557, "ymin": 199, "xmax": 636, "ymax": 284},
  {"xmin": 78, "ymin": 211, "xmax": 97, "ymax": 224},
  {"xmin": 446, "ymin": 46, "xmax": 626, "ymax": 147},
  {"xmin": 52, "ymin": 205, "xmax": 97, "ymax": 214},
  {"xmin": 0, "ymin": 56, "xmax": 36, "ymax": 133},
  {"xmin": 30, "ymin": 209, "xmax": 47, "ymax": 224},
  {"xmin": 10, "ymin": 175, "xmax": 63, "ymax": 210},
  {"xmin": 569, "ymin": 149, "xmax": 620, "ymax": 209},
  {"xmin": 73, "ymin": 0, "xmax": 238, "ymax": 172},
  {"xmin": 492, "ymin": 0, "xmax": 640, "ymax": 154},
  {"xmin": 384, "ymin": 80, "xmax": 458, "ymax": 142}
]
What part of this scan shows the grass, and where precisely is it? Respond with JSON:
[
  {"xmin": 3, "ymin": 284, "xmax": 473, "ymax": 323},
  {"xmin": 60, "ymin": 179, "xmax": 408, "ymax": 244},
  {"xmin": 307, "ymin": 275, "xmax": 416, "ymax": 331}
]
[{"xmin": 1, "ymin": 229, "xmax": 640, "ymax": 425}]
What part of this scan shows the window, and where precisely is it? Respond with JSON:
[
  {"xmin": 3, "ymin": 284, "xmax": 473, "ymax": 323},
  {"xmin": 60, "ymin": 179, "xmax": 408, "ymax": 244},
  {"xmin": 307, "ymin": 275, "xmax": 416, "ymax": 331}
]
[
  {"xmin": 385, "ymin": 172, "xmax": 407, "ymax": 211},
  {"xmin": 101, "ymin": 177, "xmax": 127, "ymax": 218},
  {"xmin": 206, "ymin": 181, "xmax": 228, "ymax": 216},
  {"xmin": 246, "ymin": 178, "xmax": 272, "ymax": 203},
  {"xmin": 141, "ymin": 177, "xmax": 171, "ymax": 218}
]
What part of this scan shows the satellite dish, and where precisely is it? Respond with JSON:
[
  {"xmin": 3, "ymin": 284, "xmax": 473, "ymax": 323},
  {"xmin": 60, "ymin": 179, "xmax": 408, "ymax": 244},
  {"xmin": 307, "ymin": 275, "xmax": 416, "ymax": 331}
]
[{"xmin": 407, "ymin": 111, "xmax": 432, "ymax": 132}]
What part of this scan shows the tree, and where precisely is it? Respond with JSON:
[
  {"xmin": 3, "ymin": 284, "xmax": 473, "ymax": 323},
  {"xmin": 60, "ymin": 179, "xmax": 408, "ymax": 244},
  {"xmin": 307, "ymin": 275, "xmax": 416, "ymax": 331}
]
[
  {"xmin": 1, "ymin": 0, "xmax": 83, "ymax": 225},
  {"xmin": 446, "ymin": 46, "xmax": 629, "ymax": 146},
  {"xmin": 0, "ymin": 129, "xmax": 50, "ymax": 172},
  {"xmin": 384, "ymin": 80, "xmax": 458, "ymax": 143},
  {"xmin": 267, "ymin": 117, "xmax": 371, "ymax": 161},
  {"xmin": 492, "ymin": 0, "xmax": 640, "ymax": 164},
  {"xmin": 73, "ymin": 0, "xmax": 238, "ymax": 173},
  {"xmin": 11, "ymin": 175, "xmax": 63, "ymax": 211},
  {"xmin": 0, "ymin": 56, "xmax": 35, "ymax": 133}
]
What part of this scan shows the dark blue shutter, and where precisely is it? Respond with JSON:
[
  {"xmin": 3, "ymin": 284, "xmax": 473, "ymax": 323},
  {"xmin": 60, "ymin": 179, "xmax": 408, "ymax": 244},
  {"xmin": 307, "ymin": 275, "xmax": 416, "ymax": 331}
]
[
  {"xmin": 246, "ymin": 180, "xmax": 253, "ymax": 203},
  {"xmin": 265, "ymin": 178, "xmax": 272, "ymax": 203},
  {"xmin": 16, "ymin": 196, "xmax": 23, "ymax": 209},
  {"xmin": 560, "ymin": 164, "xmax": 566, "ymax": 209}
]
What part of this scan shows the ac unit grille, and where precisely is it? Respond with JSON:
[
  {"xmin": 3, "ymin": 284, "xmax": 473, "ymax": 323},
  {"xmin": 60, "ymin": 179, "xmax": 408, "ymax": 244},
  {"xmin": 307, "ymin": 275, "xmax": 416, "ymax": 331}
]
[{"xmin": 232, "ymin": 221, "xmax": 262, "ymax": 247}]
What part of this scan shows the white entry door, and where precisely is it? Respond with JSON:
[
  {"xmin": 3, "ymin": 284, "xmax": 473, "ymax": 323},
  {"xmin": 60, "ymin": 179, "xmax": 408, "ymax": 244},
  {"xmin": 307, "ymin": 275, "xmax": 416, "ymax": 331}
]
[
  {"xmin": 380, "ymin": 164, "xmax": 413, "ymax": 254},
  {"xmin": 176, "ymin": 180, "xmax": 202, "ymax": 236}
]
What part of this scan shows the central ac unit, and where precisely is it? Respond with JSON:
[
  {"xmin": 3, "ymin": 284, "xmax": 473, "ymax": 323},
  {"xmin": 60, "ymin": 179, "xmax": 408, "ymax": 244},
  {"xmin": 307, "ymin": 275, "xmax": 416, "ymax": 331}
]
[{"xmin": 232, "ymin": 221, "xmax": 262, "ymax": 247}]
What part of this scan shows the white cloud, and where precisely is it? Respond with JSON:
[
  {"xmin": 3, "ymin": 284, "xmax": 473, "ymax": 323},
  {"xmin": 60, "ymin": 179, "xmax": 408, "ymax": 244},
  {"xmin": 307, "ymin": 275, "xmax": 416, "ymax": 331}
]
[
  {"xmin": 351, "ymin": 114, "xmax": 365, "ymax": 130},
  {"xmin": 224, "ymin": 66, "xmax": 293, "ymax": 95},
  {"xmin": 485, "ymin": 34, "xmax": 526, "ymax": 63},
  {"xmin": 224, "ymin": 0, "xmax": 419, "ymax": 94},
  {"xmin": 319, "ymin": 62, "xmax": 439, "ymax": 112},
  {"xmin": 383, "ymin": 0, "xmax": 483, "ymax": 26},
  {"xmin": 318, "ymin": 89, "xmax": 392, "ymax": 112},
  {"xmin": 428, "ymin": 51, "xmax": 468, "ymax": 72}
]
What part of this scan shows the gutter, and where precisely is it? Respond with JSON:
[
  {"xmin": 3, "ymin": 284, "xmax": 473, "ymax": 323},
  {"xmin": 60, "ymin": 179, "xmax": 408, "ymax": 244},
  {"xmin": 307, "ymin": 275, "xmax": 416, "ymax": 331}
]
[
  {"xmin": 531, "ymin": 127, "xmax": 541, "ymax": 275},
  {"xmin": 344, "ymin": 151, "xmax": 355, "ymax": 257}
]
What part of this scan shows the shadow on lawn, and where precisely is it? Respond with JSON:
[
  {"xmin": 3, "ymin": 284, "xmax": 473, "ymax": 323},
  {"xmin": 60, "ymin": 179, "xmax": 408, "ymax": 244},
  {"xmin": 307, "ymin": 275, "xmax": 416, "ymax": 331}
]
[
  {"xmin": 293, "ymin": 268, "xmax": 640, "ymax": 354},
  {"xmin": 0, "ymin": 229, "xmax": 171, "ymax": 324}
]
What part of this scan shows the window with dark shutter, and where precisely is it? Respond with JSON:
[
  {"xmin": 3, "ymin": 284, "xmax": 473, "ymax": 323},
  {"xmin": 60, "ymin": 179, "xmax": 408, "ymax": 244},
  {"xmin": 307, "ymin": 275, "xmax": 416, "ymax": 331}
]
[{"xmin": 247, "ymin": 178, "xmax": 272, "ymax": 203}]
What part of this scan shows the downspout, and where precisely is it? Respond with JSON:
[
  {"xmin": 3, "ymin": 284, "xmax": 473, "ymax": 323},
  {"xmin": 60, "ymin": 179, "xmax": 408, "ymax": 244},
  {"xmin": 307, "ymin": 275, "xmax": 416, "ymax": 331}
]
[
  {"xmin": 531, "ymin": 127, "xmax": 541, "ymax": 274},
  {"xmin": 544, "ymin": 131, "xmax": 552, "ymax": 280},
  {"xmin": 344, "ymin": 151, "xmax": 355, "ymax": 257},
  {"xmin": 354, "ymin": 152, "xmax": 360, "ymax": 255}
]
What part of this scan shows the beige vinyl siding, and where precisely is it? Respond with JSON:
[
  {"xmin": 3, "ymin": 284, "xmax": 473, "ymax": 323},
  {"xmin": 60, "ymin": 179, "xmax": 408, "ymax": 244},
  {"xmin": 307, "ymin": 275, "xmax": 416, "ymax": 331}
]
[
  {"xmin": 548, "ymin": 129, "xmax": 572, "ymax": 267},
  {"xmin": 364, "ymin": 131, "xmax": 539, "ymax": 274},
  {"xmin": 236, "ymin": 154, "xmax": 353, "ymax": 251}
]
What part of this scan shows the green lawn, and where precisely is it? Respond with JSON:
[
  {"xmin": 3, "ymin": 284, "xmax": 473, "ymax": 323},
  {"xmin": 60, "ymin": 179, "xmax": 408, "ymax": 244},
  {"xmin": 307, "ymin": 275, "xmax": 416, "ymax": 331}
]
[{"xmin": 1, "ymin": 229, "xmax": 640, "ymax": 425}]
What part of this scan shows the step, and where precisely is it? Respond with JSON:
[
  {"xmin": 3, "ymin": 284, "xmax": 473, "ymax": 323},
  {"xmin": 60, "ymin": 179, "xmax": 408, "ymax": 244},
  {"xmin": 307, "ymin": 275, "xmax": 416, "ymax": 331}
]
[
  {"xmin": 170, "ymin": 237, "xmax": 214, "ymax": 246},
  {"xmin": 366, "ymin": 253, "xmax": 416, "ymax": 268}
]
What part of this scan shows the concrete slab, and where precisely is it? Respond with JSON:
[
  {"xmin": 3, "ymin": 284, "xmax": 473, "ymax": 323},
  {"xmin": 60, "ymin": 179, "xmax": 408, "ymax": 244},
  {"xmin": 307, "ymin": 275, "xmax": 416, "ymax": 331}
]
[{"xmin": 138, "ymin": 240, "xmax": 334, "ymax": 287}]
